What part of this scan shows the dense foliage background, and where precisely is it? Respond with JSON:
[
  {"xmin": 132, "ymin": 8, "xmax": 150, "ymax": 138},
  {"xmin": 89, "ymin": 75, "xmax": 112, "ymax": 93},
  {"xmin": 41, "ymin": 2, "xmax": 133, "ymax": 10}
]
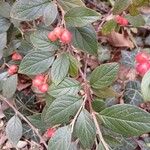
[{"xmin": 0, "ymin": 0, "xmax": 150, "ymax": 149}]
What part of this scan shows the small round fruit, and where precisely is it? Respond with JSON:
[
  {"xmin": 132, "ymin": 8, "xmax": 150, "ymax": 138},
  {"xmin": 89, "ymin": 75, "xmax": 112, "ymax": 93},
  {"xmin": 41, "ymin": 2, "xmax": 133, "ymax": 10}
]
[
  {"xmin": 48, "ymin": 31, "xmax": 58, "ymax": 42},
  {"xmin": 8, "ymin": 65, "xmax": 18, "ymax": 75},
  {"xmin": 135, "ymin": 52, "xmax": 149, "ymax": 63},
  {"xmin": 136, "ymin": 62, "xmax": 150, "ymax": 76},
  {"xmin": 53, "ymin": 27, "xmax": 64, "ymax": 38},
  {"xmin": 12, "ymin": 52, "xmax": 22, "ymax": 61},
  {"xmin": 32, "ymin": 79, "xmax": 43, "ymax": 87},
  {"xmin": 60, "ymin": 29, "xmax": 72, "ymax": 44},
  {"xmin": 121, "ymin": 18, "xmax": 128, "ymax": 26},
  {"xmin": 39, "ymin": 83, "xmax": 48, "ymax": 93},
  {"xmin": 46, "ymin": 128, "xmax": 56, "ymax": 138},
  {"xmin": 115, "ymin": 15, "xmax": 128, "ymax": 26},
  {"xmin": 35, "ymin": 75, "xmax": 45, "ymax": 82}
]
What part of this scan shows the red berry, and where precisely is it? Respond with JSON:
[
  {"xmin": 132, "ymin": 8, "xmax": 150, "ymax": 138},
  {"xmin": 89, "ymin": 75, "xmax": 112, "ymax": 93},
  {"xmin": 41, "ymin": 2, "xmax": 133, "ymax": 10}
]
[
  {"xmin": 46, "ymin": 128, "xmax": 56, "ymax": 138},
  {"xmin": 53, "ymin": 27, "xmax": 64, "ymax": 38},
  {"xmin": 60, "ymin": 29, "xmax": 72, "ymax": 44},
  {"xmin": 38, "ymin": 83, "xmax": 48, "ymax": 93},
  {"xmin": 115, "ymin": 15, "xmax": 128, "ymax": 26},
  {"xmin": 8, "ymin": 65, "xmax": 18, "ymax": 75},
  {"xmin": 32, "ymin": 78, "xmax": 43, "ymax": 87},
  {"xmin": 35, "ymin": 75, "xmax": 45, "ymax": 82},
  {"xmin": 136, "ymin": 62, "xmax": 150, "ymax": 76},
  {"xmin": 12, "ymin": 52, "xmax": 22, "ymax": 61},
  {"xmin": 48, "ymin": 31, "xmax": 58, "ymax": 42},
  {"xmin": 121, "ymin": 18, "xmax": 128, "ymax": 26},
  {"xmin": 135, "ymin": 52, "xmax": 149, "ymax": 63}
]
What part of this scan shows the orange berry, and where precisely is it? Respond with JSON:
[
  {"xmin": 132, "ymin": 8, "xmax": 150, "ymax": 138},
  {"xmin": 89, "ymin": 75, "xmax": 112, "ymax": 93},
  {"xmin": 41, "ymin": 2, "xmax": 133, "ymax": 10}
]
[
  {"xmin": 53, "ymin": 27, "xmax": 65, "ymax": 38},
  {"xmin": 48, "ymin": 31, "xmax": 58, "ymax": 42},
  {"xmin": 12, "ymin": 52, "xmax": 22, "ymax": 61},
  {"xmin": 60, "ymin": 29, "xmax": 72, "ymax": 44}
]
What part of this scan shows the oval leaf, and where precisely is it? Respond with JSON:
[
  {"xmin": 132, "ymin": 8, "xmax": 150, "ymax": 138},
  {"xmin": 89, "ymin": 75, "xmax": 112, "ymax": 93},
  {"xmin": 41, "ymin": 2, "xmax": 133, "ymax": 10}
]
[
  {"xmin": 19, "ymin": 51, "xmax": 55, "ymax": 75},
  {"xmin": 65, "ymin": 7, "xmax": 101, "ymax": 27},
  {"xmin": 90, "ymin": 63, "xmax": 119, "ymax": 89},
  {"xmin": 99, "ymin": 104, "xmax": 150, "ymax": 137},
  {"xmin": 74, "ymin": 109, "xmax": 96, "ymax": 149},
  {"xmin": 6, "ymin": 116, "xmax": 22, "ymax": 145},
  {"xmin": 44, "ymin": 95, "xmax": 82, "ymax": 127}
]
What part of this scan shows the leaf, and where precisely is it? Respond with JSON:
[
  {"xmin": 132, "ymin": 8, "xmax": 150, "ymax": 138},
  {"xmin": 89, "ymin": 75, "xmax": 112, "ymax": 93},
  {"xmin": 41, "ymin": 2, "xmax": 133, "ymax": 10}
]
[
  {"xmin": 68, "ymin": 54, "xmax": 80, "ymax": 77},
  {"xmin": 69, "ymin": 25, "xmax": 98, "ymax": 55},
  {"xmin": 121, "ymin": 50, "xmax": 137, "ymax": 68},
  {"xmin": 0, "ymin": 16, "xmax": 10, "ymax": 33},
  {"xmin": 92, "ymin": 87, "xmax": 118, "ymax": 99},
  {"xmin": 124, "ymin": 81, "xmax": 143, "ymax": 105},
  {"xmin": 0, "ymin": 32, "xmax": 7, "ymax": 53},
  {"xmin": 48, "ymin": 77, "xmax": 81, "ymax": 98},
  {"xmin": 0, "ymin": 2, "xmax": 11, "ymax": 18},
  {"xmin": 113, "ymin": 0, "xmax": 131, "ymax": 15},
  {"xmin": 90, "ymin": 63, "xmax": 119, "ymax": 89},
  {"xmin": 69, "ymin": 143, "xmax": 78, "ymax": 150},
  {"xmin": 44, "ymin": 95, "xmax": 82, "ymax": 127},
  {"xmin": 19, "ymin": 51, "xmax": 55, "ymax": 75},
  {"xmin": 43, "ymin": 2, "xmax": 58, "ymax": 26},
  {"xmin": 65, "ymin": 7, "xmax": 101, "ymax": 27},
  {"xmin": 141, "ymin": 70, "xmax": 150, "ymax": 101},
  {"xmin": 6, "ymin": 116, "xmax": 22, "ymax": 145},
  {"xmin": 11, "ymin": 0, "xmax": 49, "ymax": 21},
  {"xmin": 102, "ymin": 20, "xmax": 117, "ymax": 35},
  {"xmin": 99, "ymin": 104, "xmax": 150, "ymax": 137},
  {"xmin": 30, "ymin": 30, "xmax": 59, "ymax": 52},
  {"xmin": 92, "ymin": 98, "xmax": 106, "ymax": 112},
  {"xmin": 2, "ymin": 74, "xmax": 18, "ymax": 99},
  {"xmin": 125, "ymin": 14, "xmax": 145, "ymax": 27},
  {"xmin": 51, "ymin": 53, "xmax": 70, "ymax": 85},
  {"xmin": 48, "ymin": 126, "xmax": 72, "ymax": 150},
  {"xmin": 58, "ymin": 0, "xmax": 85, "ymax": 11},
  {"xmin": 74, "ymin": 109, "xmax": 96, "ymax": 149}
]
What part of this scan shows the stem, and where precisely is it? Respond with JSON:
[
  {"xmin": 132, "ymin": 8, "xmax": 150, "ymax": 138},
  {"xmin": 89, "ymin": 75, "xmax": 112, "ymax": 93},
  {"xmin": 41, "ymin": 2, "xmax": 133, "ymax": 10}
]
[
  {"xmin": 92, "ymin": 112, "xmax": 110, "ymax": 150},
  {"xmin": 0, "ymin": 95, "xmax": 48, "ymax": 149}
]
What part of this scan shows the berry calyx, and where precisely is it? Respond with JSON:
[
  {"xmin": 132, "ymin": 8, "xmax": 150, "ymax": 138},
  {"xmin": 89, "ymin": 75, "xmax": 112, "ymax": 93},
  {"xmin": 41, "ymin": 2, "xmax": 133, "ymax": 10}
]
[
  {"xmin": 48, "ymin": 31, "xmax": 58, "ymax": 42},
  {"xmin": 53, "ymin": 27, "xmax": 64, "ymax": 38},
  {"xmin": 135, "ymin": 52, "xmax": 149, "ymax": 64},
  {"xmin": 60, "ymin": 29, "xmax": 72, "ymax": 44},
  {"xmin": 12, "ymin": 52, "xmax": 22, "ymax": 61},
  {"xmin": 38, "ymin": 83, "xmax": 48, "ymax": 93},
  {"xmin": 115, "ymin": 15, "xmax": 128, "ymax": 26},
  {"xmin": 136, "ymin": 62, "xmax": 150, "ymax": 76},
  {"xmin": 46, "ymin": 128, "xmax": 56, "ymax": 138},
  {"xmin": 8, "ymin": 65, "xmax": 18, "ymax": 75}
]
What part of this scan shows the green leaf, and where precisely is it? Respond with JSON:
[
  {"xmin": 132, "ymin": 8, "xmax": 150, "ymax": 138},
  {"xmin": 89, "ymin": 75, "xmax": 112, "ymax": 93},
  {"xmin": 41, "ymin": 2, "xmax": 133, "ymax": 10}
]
[
  {"xmin": 125, "ymin": 14, "xmax": 145, "ymax": 27},
  {"xmin": 6, "ymin": 115, "xmax": 22, "ymax": 146},
  {"xmin": 0, "ymin": 16, "xmax": 10, "ymax": 33},
  {"xmin": 141, "ymin": 70, "xmax": 150, "ymax": 101},
  {"xmin": 43, "ymin": 2, "xmax": 58, "ymax": 26},
  {"xmin": 92, "ymin": 87, "xmax": 118, "ymax": 98},
  {"xmin": 51, "ymin": 53, "xmax": 70, "ymax": 85},
  {"xmin": 48, "ymin": 77, "xmax": 81, "ymax": 98},
  {"xmin": 44, "ymin": 95, "xmax": 82, "ymax": 127},
  {"xmin": 0, "ymin": 2, "xmax": 11, "ymax": 18},
  {"xmin": 0, "ymin": 32, "xmax": 7, "ymax": 52},
  {"xmin": 124, "ymin": 81, "xmax": 143, "ymax": 105},
  {"xmin": 70, "ymin": 25, "xmax": 98, "ymax": 55},
  {"xmin": 92, "ymin": 99, "xmax": 106, "ymax": 112},
  {"xmin": 68, "ymin": 54, "xmax": 80, "ymax": 77},
  {"xmin": 99, "ymin": 104, "xmax": 150, "ymax": 137},
  {"xmin": 102, "ymin": 20, "xmax": 117, "ymax": 35},
  {"xmin": 58, "ymin": 0, "xmax": 85, "ymax": 11},
  {"xmin": 19, "ymin": 51, "xmax": 55, "ymax": 75},
  {"xmin": 90, "ymin": 63, "xmax": 119, "ymax": 89},
  {"xmin": 11, "ymin": 0, "xmax": 49, "ymax": 21},
  {"xmin": 113, "ymin": 0, "xmax": 131, "ymax": 15},
  {"xmin": 65, "ymin": 7, "xmax": 101, "ymax": 27},
  {"xmin": 74, "ymin": 109, "xmax": 96, "ymax": 149},
  {"xmin": 69, "ymin": 143, "xmax": 78, "ymax": 150},
  {"xmin": 2, "ymin": 74, "xmax": 18, "ymax": 99},
  {"xmin": 30, "ymin": 30, "xmax": 59, "ymax": 52},
  {"xmin": 48, "ymin": 126, "xmax": 72, "ymax": 150}
]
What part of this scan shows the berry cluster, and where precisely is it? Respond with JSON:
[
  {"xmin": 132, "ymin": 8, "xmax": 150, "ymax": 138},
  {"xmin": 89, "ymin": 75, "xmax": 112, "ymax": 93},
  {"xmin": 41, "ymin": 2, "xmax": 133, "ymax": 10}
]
[
  {"xmin": 45, "ymin": 128, "xmax": 56, "ymax": 138},
  {"xmin": 48, "ymin": 27, "xmax": 72, "ymax": 44},
  {"xmin": 135, "ymin": 52, "xmax": 150, "ymax": 76},
  {"xmin": 7, "ymin": 52, "xmax": 22, "ymax": 75},
  {"xmin": 115, "ymin": 15, "xmax": 128, "ymax": 26},
  {"xmin": 32, "ymin": 75, "xmax": 48, "ymax": 93}
]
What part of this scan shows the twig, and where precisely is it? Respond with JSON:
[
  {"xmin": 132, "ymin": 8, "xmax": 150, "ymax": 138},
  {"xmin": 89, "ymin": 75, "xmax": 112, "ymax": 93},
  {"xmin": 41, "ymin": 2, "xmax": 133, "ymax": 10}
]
[
  {"xmin": 92, "ymin": 112, "xmax": 110, "ymax": 150},
  {"xmin": 0, "ymin": 94, "xmax": 48, "ymax": 149}
]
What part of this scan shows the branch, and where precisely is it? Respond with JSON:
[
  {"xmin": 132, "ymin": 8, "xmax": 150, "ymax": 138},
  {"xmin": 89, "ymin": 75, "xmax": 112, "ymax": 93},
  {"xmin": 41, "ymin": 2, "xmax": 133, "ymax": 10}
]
[{"xmin": 0, "ymin": 94, "xmax": 48, "ymax": 149}]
